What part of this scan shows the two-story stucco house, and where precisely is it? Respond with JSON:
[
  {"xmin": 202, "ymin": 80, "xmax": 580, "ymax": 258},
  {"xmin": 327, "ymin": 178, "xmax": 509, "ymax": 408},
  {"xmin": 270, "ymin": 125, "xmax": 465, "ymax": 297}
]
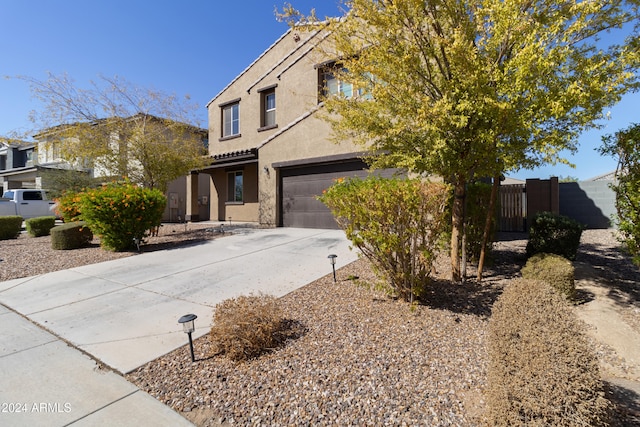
[
  {"xmin": 192, "ymin": 25, "xmax": 397, "ymax": 229},
  {"xmin": 2, "ymin": 116, "xmax": 209, "ymax": 222},
  {"xmin": 0, "ymin": 139, "xmax": 66, "ymax": 192}
]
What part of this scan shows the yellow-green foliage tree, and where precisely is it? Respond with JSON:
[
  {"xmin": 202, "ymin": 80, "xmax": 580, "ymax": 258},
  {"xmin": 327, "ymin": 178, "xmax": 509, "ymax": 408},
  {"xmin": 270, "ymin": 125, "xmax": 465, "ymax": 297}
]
[
  {"xmin": 21, "ymin": 73, "xmax": 208, "ymax": 193},
  {"xmin": 284, "ymin": 0, "xmax": 640, "ymax": 281}
]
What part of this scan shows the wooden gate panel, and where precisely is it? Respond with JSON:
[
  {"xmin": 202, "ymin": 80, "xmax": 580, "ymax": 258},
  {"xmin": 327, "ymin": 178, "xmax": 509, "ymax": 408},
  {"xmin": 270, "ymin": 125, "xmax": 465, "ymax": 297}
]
[{"xmin": 499, "ymin": 184, "xmax": 526, "ymax": 232}]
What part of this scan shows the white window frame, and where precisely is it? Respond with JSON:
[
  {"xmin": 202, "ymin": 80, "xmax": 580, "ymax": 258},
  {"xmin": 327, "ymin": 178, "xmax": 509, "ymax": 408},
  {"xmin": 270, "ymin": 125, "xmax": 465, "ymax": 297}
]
[
  {"xmin": 221, "ymin": 101, "xmax": 240, "ymax": 138},
  {"xmin": 264, "ymin": 91, "xmax": 276, "ymax": 127}
]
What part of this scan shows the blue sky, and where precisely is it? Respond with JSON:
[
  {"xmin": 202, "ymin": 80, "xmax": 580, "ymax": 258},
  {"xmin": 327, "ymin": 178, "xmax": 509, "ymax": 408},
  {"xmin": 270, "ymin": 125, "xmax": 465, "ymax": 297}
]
[{"xmin": 1, "ymin": 0, "xmax": 636, "ymax": 181}]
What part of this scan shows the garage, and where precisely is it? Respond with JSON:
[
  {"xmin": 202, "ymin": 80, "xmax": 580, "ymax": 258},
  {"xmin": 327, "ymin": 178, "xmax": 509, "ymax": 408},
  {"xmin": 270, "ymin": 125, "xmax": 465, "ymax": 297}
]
[{"xmin": 279, "ymin": 159, "xmax": 400, "ymax": 229}]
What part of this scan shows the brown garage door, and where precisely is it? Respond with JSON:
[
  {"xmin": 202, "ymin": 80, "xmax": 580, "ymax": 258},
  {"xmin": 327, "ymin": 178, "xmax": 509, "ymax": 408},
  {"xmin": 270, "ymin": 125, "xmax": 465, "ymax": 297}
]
[{"xmin": 281, "ymin": 161, "xmax": 399, "ymax": 229}]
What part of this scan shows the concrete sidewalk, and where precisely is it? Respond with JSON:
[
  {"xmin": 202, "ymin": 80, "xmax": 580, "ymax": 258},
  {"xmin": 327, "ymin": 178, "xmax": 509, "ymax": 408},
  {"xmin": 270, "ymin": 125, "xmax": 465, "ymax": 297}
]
[
  {"xmin": 0, "ymin": 227, "xmax": 356, "ymax": 426},
  {"xmin": 0, "ymin": 305, "xmax": 194, "ymax": 427}
]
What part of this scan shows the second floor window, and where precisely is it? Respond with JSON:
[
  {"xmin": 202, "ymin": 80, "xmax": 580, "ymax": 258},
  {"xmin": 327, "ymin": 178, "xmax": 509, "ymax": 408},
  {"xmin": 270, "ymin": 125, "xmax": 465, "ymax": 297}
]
[
  {"xmin": 320, "ymin": 69, "xmax": 353, "ymax": 99},
  {"xmin": 318, "ymin": 64, "xmax": 373, "ymax": 103},
  {"xmin": 263, "ymin": 90, "xmax": 276, "ymax": 128},
  {"xmin": 222, "ymin": 102, "xmax": 240, "ymax": 138},
  {"xmin": 258, "ymin": 85, "xmax": 277, "ymax": 131}
]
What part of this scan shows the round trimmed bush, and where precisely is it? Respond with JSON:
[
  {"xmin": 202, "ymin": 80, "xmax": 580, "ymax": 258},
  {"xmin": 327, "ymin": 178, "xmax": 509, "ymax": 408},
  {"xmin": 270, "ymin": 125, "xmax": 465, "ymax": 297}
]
[
  {"xmin": 526, "ymin": 212, "xmax": 584, "ymax": 260},
  {"xmin": 51, "ymin": 222, "xmax": 93, "ymax": 250},
  {"xmin": 0, "ymin": 216, "xmax": 23, "ymax": 240},
  {"xmin": 25, "ymin": 216, "xmax": 57, "ymax": 237},
  {"xmin": 77, "ymin": 182, "xmax": 165, "ymax": 251}
]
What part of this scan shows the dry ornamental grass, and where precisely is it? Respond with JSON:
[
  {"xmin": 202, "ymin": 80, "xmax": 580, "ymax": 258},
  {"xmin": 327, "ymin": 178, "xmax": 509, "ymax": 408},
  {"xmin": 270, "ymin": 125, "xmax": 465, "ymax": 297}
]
[
  {"xmin": 486, "ymin": 278, "xmax": 611, "ymax": 426},
  {"xmin": 209, "ymin": 294, "xmax": 287, "ymax": 361}
]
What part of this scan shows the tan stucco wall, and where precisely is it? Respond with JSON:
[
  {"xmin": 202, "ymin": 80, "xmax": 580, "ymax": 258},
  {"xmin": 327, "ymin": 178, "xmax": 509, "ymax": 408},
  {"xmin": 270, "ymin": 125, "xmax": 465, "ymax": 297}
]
[
  {"xmin": 258, "ymin": 114, "xmax": 362, "ymax": 225},
  {"xmin": 206, "ymin": 27, "xmax": 364, "ymax": 226},
  {"xmin": 164, "ymin": 172, "xmax": 211, "ymax": 222},
  {"xmin": 208, "ymin": 164, "xmax": 259, "ymax": 223},
  {"xmin": 207, "ymin": 28, "xmax": 334, "ymax": 155}
]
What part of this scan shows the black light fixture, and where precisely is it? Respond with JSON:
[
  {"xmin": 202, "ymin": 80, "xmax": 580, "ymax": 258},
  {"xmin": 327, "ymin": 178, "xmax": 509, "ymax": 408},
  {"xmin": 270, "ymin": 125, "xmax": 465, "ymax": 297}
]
[
  {"xmin": 178, "ymin": 313, "xmax": 197, "ymax": 362},
  {"xmin": 328, "ymin": 254, "xmax": 337, "ymax": 283}
]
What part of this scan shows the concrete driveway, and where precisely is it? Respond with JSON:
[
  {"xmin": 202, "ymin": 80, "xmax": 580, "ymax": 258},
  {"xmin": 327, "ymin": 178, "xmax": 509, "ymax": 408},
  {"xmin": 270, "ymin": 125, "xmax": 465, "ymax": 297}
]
[
  {"xmin": 0, "ymin": 227, "xmax": 356, "ymax": 374},
  {"xmin": 0, "ymin": 227, "xmax": 355, "ymax": 426}
]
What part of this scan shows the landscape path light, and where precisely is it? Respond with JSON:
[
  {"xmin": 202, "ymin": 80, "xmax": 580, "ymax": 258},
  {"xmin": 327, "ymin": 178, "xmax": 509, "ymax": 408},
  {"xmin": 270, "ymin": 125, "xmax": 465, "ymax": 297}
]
[
  {"xmin": 328, "ymin": 254, "xmax": 337, "ymax": 283},
  {"xmin": 178, "ymin": 313, "xmax": 197, "ymax": 362}
]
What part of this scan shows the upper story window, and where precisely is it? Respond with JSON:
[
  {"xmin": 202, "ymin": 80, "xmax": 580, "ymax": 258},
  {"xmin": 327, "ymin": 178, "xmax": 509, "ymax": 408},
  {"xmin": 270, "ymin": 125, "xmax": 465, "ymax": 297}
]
[
  {"xmin": 264, "ymin": 91, "xmax": 276, "ymax": 127},
  {"xmin": 318, "ymin": 63, "xmax": 373, "ymax": 103},
  {"xmin": 319, "ymin": 68, "xmax": 353, "ymax": 100},
  {"xmin": 220, "ymin": 99, "xmax": 240, "ymax": 139},
  {"xmin": 258, "ymin": 85, "xmax": 278, "ymax": 131}
]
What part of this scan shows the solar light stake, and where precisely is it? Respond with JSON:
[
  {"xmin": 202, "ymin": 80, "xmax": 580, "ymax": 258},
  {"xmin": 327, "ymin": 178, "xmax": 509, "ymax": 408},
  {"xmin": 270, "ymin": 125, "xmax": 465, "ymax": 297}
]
[
  {"xmin": 178, "ymin": 313, "xmax": 198, "ymax": 362},
  {"xmin": 328, "ymin": 254, "xmax": 337, "ymax": 283}
]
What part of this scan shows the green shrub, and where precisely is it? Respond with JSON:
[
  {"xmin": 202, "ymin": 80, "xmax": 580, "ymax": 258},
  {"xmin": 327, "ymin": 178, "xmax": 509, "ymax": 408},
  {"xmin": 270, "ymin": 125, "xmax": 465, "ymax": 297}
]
[
  {"xmin": 210, "ymin": 294, "xmax": 285, "ymax": 361},
  {"xmin": 25, "ymin": 216, "xmax": 57, "ymax": 237},
  {"xmin": 486, "ymin": 278, "xmax": 610, "ymax": 426},
  {"xmin": 0, "ymin": 216, "xmax": 23, "ymax": 240},
  {"xmin": 526, "ymin": 212, "xmax": 584, "ymax": 260},
  {"xmin": 319, "ymin": 176, "xmax": 450, "ymax": 302},
  {"xmin": 51, "ymin": 222, "xmax": 93, "ymax": 250},
  {"xmin": 77, "ymin": 182, "xmax": 166, "ymax": 251},
  {"xmin": 54, "ymin": 191, "xmax": 83, "ymax": 222}
]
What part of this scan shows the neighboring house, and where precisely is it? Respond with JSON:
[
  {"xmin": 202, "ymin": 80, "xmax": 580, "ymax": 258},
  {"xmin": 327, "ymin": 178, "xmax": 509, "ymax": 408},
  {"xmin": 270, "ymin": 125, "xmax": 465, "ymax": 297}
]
[
  {"xmin": 193, "ymin": 25, "xmax": 397, "ymax": 228},
  {"xmin": 587, "ymin": 170, "xmax": 618, "ymax": 182},
  {"xmin": 2, "ymin": 116, "xmax": 208, "ymax": 222},
  {"xmin": 0, "ymin": 139, "xmax": 68, "ymax": 193}
]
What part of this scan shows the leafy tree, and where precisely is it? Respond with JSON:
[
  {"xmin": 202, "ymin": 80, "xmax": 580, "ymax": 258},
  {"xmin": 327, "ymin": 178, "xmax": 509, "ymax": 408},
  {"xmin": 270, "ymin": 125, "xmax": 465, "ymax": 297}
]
[
  {"xmin": 599, "ymin": 123, "xmax": 640, "ymax": 265},
  {"xmin": 39, "ymin": 168, "xmax": 101, "ymax": 199},
  {"xmin": 19, "ymin": 73, "xmax": 208, "ymax": 193},
  {"xmin": 284, "ymin": 0, "xmax": 640, "ymax": 281},
  {"xmin": 464, "ymin": 182, "xmax": 496, "ymax": 263},
  {"xmin": 558, "ymin": 175, "xmax": 580, "ymax": 183}
]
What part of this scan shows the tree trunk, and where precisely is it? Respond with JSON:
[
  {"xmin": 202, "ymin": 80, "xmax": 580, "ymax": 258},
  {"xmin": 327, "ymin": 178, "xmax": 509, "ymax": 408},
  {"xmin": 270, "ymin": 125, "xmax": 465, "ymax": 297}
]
[
  {"xmin": 450, "ymin": 177, "xmax": 466, "ymax": 282},
  {"xmin": 477, "ymin": 174, "xmax": 500, "ymax": 282}
]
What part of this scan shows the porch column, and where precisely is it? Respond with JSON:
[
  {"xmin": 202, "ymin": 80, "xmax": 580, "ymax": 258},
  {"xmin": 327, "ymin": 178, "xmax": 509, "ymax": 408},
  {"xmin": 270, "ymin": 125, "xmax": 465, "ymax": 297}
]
[{"xmin": 185, "ymin": 171, "xmax": 200, "ymax": 222}]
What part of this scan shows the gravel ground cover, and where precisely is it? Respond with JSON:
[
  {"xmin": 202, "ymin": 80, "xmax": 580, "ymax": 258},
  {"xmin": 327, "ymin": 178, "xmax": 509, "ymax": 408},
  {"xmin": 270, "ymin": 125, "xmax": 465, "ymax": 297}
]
[
  {"xmin": 130, "ymin": 258, "xmax": 492, "ymax": 426},
  {"xmin": 0, "ymin": 222, "xmax": 224, "ymax": 282},
  {"xmin": 127, "ymin": 229, "xmax": 638, "ymax": 427},
  {"xmin": 1, "ymin": 226, "xmax": 639, "ymax": 425}
]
